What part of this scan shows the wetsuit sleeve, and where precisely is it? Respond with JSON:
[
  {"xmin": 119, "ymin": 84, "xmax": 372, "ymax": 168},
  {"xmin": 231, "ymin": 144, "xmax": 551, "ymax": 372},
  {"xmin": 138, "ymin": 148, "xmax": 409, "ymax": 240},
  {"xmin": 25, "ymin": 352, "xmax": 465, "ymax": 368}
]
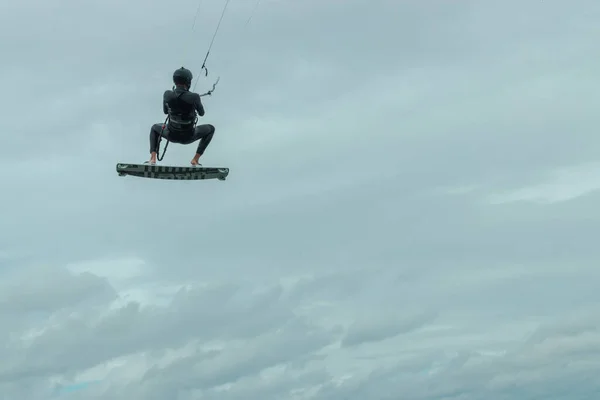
[
  {"xmin": 162, "ymin": 90, "xmax": 169, "ymax": 114},
  {"xmin": 195, "ymin": 93, "xmax": 205, "ymax": 117}
]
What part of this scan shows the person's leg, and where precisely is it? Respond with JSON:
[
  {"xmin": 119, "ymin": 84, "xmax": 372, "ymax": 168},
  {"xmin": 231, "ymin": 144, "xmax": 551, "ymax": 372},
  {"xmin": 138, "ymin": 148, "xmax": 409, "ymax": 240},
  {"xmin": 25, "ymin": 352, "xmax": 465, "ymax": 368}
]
[
  {"xmin": 173, "ymin": 124, "xmax": 216, "ymax": 165},
  {"xmin": 190, "ymin": 124, "xmax": 215, "ymax": 165},
  {"xmin": 148, "ymin": 123, "xmax": 169, "ymax": 164}
]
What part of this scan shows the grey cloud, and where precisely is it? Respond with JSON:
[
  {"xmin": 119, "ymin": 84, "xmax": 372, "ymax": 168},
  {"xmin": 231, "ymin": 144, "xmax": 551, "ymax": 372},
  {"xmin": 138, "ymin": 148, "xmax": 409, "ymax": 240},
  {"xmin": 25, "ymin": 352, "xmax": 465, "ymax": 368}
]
[
  {"xmin": 4, "ymin": 271, "xmax": 600, "ymax": 399},
  {"xmin": 309, "ymin": 317, "xmax": 600, "ymax": 400},
  {"xmin": 284, "ymin": 268, "xmax": 379, "ymax": 304},
  {"xmin": 88, "ymin": 367, "xmax": 332, "ymax": 400},
  {"xmin": 2, "ymin": 0, "xmax": 600, "ymax": 398},
  {"xmin": 526, "ymin": 312, "xmax": 600, "ymax": 345},
  {"xmin": 342, "ymin": 310, "xmax": 438, "ymax": 347},
  {"xmin": 196, "ymin": 368, "xmax": 331, "ymax": 400},
  {"xmin": 139, "ymin": 317, "xmax": 335, "ymax": 391},
  {"xmin": 0, "ymin": 279, "xmax": 294, "ymax": 383},
  {"xmin": 0, "ymin": 266, "xmax": 115, "ymax": 314}
]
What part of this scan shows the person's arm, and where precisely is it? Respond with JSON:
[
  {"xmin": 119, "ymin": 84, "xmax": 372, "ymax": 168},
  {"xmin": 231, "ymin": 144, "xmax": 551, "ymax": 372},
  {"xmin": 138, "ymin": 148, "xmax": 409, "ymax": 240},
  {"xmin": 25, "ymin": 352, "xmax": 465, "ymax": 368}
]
[
  {"xmin": 195, "ymin": 93, "xmax": 205, "ymax": 117},
  {"xmin": 163, "ymin": 90, "xmax": 169, "ymax": 114}
]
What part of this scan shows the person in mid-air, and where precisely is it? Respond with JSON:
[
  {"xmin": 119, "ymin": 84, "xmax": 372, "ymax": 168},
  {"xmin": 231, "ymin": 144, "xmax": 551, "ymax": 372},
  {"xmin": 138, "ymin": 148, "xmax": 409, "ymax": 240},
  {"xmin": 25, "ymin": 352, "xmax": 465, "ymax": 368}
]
[{"xmin": 148, "ymin": 67, "xmax": 215, "ymax": 166}]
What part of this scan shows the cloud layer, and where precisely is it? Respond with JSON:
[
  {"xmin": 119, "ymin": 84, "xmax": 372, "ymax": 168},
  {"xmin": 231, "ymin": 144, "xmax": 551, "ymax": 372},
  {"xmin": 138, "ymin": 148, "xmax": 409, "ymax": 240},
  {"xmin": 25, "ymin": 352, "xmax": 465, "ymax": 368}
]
[{"xmin": 2, "ymin": 0, "xmax": 600, "ymax": 398}]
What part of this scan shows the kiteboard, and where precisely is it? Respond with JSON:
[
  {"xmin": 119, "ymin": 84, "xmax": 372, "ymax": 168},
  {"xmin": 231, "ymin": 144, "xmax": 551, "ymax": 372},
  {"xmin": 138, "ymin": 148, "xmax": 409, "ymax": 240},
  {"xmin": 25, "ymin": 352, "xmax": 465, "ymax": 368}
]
[{"xmin": 116, "ymin": 163, "xmax": 229, "ymax": 181}]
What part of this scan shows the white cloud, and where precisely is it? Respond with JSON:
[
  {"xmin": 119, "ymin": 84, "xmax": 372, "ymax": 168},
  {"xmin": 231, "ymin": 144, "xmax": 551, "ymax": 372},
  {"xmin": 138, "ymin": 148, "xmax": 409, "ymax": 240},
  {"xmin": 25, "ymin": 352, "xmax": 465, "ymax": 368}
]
[{"xmin": 488, "ymin": 162, "xmax": 600, "ymax": 204}]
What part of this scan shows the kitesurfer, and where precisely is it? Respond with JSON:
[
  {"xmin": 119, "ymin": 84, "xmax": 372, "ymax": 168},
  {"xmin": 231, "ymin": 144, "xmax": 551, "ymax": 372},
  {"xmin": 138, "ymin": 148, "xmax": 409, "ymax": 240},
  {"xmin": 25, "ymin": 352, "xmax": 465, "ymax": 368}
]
[{"xmin": 148, "ymin": 67, "xmax": 215, "ymax": 165}]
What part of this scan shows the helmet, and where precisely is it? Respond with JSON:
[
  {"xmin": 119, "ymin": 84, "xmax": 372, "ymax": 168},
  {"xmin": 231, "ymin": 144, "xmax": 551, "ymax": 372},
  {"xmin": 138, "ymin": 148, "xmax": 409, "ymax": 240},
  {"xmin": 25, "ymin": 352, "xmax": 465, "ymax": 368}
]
[{"xmin": 173, "ymin": 67, "xmax": 193, "ymax": 86}]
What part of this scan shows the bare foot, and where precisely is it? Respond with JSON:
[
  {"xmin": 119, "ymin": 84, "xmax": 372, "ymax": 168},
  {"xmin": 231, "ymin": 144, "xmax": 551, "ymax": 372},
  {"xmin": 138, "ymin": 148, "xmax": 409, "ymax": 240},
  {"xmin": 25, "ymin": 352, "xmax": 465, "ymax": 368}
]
[{"xmin": 190, "ymin": 155, "xmax": 201, "ymax": 166}]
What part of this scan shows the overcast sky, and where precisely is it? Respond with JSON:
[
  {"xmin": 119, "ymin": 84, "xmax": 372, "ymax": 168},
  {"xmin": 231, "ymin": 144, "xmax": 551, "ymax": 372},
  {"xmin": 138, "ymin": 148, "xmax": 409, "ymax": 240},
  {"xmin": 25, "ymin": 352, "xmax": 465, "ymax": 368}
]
[{"xmin": 1, "ymin": 0, "xmax": 600, "ymax": 398}]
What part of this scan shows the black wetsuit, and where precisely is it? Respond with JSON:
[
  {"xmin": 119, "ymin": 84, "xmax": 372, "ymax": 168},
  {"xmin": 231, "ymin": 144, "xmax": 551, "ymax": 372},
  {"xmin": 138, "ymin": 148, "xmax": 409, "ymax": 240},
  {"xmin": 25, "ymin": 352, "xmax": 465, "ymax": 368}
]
[{"xmin": 149, "ymin": 85, "xmax": 215, "ymax": 156}]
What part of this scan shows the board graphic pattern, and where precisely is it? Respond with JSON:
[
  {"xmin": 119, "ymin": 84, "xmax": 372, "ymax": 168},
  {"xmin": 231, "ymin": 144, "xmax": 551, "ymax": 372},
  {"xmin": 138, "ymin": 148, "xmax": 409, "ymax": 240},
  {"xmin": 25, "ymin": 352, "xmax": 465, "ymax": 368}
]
[{"xmin": 116, "ymin": 163, "xmax": 229, "ymax": 181}]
